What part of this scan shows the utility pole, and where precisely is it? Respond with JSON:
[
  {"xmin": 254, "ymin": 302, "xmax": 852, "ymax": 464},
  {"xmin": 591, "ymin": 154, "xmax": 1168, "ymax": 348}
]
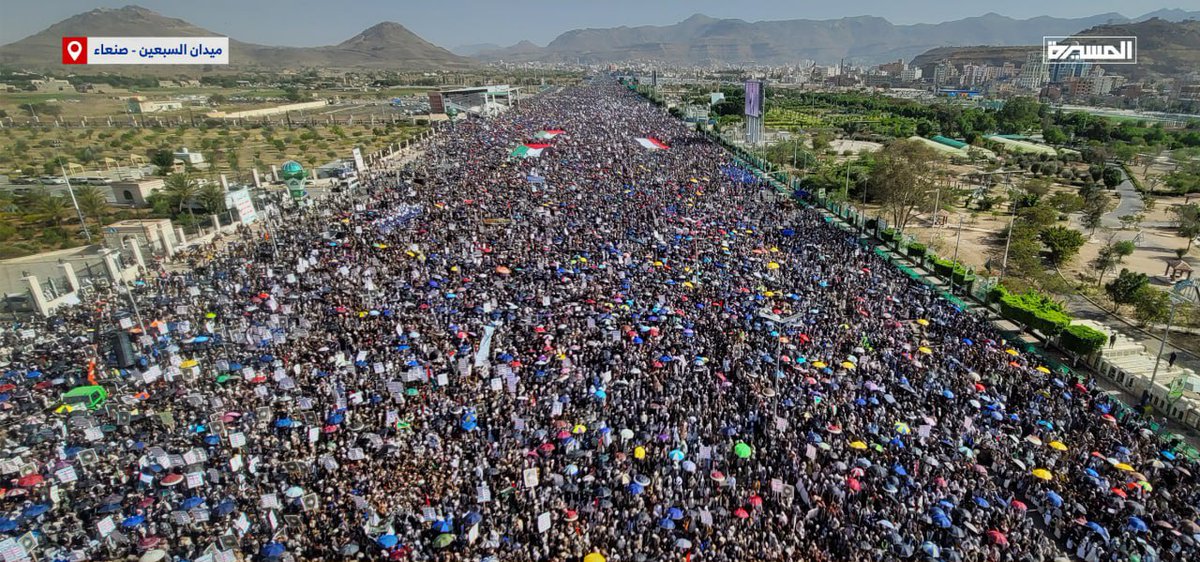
[{"xmin": 61, "ymin": 163, "xmax": 92, "ymax": 243}]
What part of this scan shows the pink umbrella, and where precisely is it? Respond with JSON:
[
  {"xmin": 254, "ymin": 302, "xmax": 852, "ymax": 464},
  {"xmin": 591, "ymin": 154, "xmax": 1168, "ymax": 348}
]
[
  {"xmin": 987, "ymin": 530, "xmax": 1009, "ymax": 546},
  {"xmin": 734, "ymin": 508, "xmax": 749, "ymax": 519},
  {"xmin": 847, "ymin": 478, "xmax": 862, "ymax": 492},
  {"xmin": 748, "ymin": 495, "xmax": 762, "ymax": 507}
]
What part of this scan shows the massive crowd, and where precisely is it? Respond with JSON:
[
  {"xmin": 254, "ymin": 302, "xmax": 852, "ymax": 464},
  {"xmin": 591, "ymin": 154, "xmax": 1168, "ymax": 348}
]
[{"xmin": 1, "ymin": 80, "xmax": 1197, "ymax": 562}]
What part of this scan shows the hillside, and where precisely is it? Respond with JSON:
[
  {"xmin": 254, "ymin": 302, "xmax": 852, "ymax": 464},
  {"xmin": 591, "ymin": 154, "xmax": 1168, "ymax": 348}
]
[
  {"xmin": 909, "ymin": 18, "xmax": 1200, "ymax": 80},
  {"xmin": 0, "ymin": 5, "xmax": 473, "ymax": 71},
  {"xmin": 478, "ymin": 10, "xmax": 1200, "ymax": 65}
]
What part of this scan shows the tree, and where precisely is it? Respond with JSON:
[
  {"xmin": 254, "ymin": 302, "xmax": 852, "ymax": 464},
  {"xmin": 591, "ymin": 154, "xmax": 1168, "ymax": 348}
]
[
  {"xmin": 1102, "ymin": 167, "xmax": 1123, "ymax": 189},
  {"xmin": 1113, "ymin": 240, "xmax": 1135, "ymax": 262},
  {"xmin": 1133, "ymin": 286, "xmax": 1171, "ymax": 326},
  {"xmin": 1105, "ymin": 268, "xmax": 1149, "ymax": 311},
  {"xmin": 1169, "ymin": 203, "xmax": 1200, "ymax": 252},
  {"xmin": 869, "ymin": 139, "xmax": 940, "ymax": 232},
  {"xmin": 1092, "ymin": 244, "xmax": 1119, "ymax": 286},
  {"xmin": 1039, "ymin": 226, "xmax": 1085, "ymax": 266},
  {"xmin": 24, "ymin": 188, "xmax": 70, "ymax": 228},
  {"xmin": 73, "ymin": 184, "xmax": 110, "ymax": 229},
  {"xmin": 163, "ymin": 172, "xmax": 201, "ymax": 222},
  {"xmin": 150, "ymin": 149, "xmax": 175, "ymax": 175},
  {"xmin": 197, "ymin": 183, "xmax": 227, "ymax": 214},
  {"xmin": 1042, "ymin": 125, "xmax": 1068, "ymax": 145},
  {"xmin": 1080, "ymin": 189, "xmax": 1112, "ymax": 236}
]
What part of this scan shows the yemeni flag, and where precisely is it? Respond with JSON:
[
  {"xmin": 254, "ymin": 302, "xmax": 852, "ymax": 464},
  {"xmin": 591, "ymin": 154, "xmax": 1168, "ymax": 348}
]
[
  {"xmin": 511, "ymin": 143, "xmax": 551, "ymax": 158},
  {"xmin": 534, "ymin": 129, "xmax": 566, "ymax": 139},
  {"xmin": 635, "ymin": 137, "xmax": 670, "ymax": 150}
]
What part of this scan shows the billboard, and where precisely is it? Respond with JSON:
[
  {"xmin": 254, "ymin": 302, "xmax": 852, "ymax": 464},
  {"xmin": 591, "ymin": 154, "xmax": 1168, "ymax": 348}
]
[
  {"xmin": 744, "ymin": 80, "xmax": 764, "ymax": 117},
  {"xmin": 227, "ymin": 189, "xmax": 257, "ymax": 225}
]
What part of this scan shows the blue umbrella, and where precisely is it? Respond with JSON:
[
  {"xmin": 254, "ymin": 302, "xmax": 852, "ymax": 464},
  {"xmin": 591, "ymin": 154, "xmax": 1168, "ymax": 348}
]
[
  {"xmin": 668, "ymin": 507, "xmax": 684, "ymax": 520},
  {"xmin": 215, "ymin": 499, "xmax": 235, "ymax": 516},
  {"xmin": 659, "ymin": 517, "xmax": 676, "ymax": 529},
  {"xmin": 377, "ymin": 534, "xmax": 399, "ymax": 548},
  {"xmin": 274, "ymin": 419, "xmax": 293, "ymax": 428},
  {"xmin": 0, "ymin": 519, "xmax": 17, "ymax": 532},
  {"xmin": 973, "ymin": 497, "xmax": 990, "ymax": 509},
  {"xmin": 942, "ymin": 389, "xmax": 955, "ymax": 399},
  {"xmin": 1161, "ymin": 450, "xmax": 1177, "ymax": 460},
  {"xmin": 327, "ymin": 413, "xmax": 345, "ymax": 425},
  {"xmin": 932, "ymin": 511, "xmax": 952, "ymax": 529},
  {"xmin": 464, "ymin": 512, "xmax": 482, "ymax": 526},
  {"xmin": 921, "ymin": 542, "xmax": 941, "ymax": 557},
  {"xmin": 1127, "ymin": 516, "xmax": 1149, "ymax": 533},
  {"xmin": 461, "ymin": 412, "xmax": 477, "ymax": 431},
  {"xmin": 96, "ymin": 503, "xmax": 121, "ymax": 514},
  {"xmin": 629, "ymin": 481, "xmax": 644, "ymax": 495},
  {"xmin": 22, "ymin": 504, "xmax": 49, "ymax": 518},
  {"xmin": 181, "ymin": 497, "xmax": 204, "ymax": 510},
  {"xmin": 1045, "ymin": 491, "xmax": 1063, "ymax": 508},
  {"xmin": 433, "ymin": 520, "xmax": 452, "ymax": 533},
  {"xmin": 261, "ymin": 543, "xmax": 285, "ymax": 558},
  {"xmin": 1086, "ymin": 521, "xmax": 1110, "ymax": 542},
  {"xmin": 121, "ymin": 515, "xmax": 145, "ymax": 527},
  {"xmin": 204, "ymin": 435, "xmax": 220, "ymax": 445},
  {"xmin": 893, "ymin": 464, "xmax": 907, "ymax": 476}
]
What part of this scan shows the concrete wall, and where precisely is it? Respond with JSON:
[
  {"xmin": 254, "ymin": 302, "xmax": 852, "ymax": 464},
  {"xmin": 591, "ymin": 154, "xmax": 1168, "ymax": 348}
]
[{"xmin": 206, "ymin": 101, "xmax": 328, "ymax": 119}]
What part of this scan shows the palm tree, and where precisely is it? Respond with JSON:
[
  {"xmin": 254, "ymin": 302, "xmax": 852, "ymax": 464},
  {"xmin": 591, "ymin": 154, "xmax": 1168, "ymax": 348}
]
[
  {"xmin": 197, "ymin": 183, "xmax": 227, "ymax": 215},
  {"xmin": 163, "ymin": 172, "xmax": 200, "ymax": 222},
  {"xmin": 74, "ymin": 184, "xmax": 111, "ymax": 229},
  {"xmin": 24, "ymin": 188, "xmax": 70, "ymax": 228}
]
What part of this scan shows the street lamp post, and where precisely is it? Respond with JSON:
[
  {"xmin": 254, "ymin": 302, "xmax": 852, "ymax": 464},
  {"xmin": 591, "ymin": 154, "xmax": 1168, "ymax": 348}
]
[{"xmin": 1149, "ymin": 279, "xmax": 1199, "ymax": 389}]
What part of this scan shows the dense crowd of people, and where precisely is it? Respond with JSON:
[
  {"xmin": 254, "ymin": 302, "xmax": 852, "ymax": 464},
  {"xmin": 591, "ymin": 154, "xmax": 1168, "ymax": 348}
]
[{"xmin": 1, "ymin": 80, "xmax": 1197, "ymax": 562}]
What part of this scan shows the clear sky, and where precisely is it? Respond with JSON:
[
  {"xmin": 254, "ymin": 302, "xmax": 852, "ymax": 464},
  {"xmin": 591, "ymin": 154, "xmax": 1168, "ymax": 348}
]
[{"xmin": 1, "ymin": 0, "xmax": 1195, "ymax": 49}]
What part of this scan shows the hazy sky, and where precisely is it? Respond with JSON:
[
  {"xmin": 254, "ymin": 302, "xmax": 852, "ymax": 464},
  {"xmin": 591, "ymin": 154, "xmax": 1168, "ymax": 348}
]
[{"xmin": 1, "ymin": 0, "xmax": 1196, "ymax": 48}]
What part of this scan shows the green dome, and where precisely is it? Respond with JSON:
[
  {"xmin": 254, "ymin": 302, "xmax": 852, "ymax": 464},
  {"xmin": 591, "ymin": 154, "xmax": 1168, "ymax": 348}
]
[{"xmin": 280, "ymin": 160, "xmax": 306, "ymax": 180}]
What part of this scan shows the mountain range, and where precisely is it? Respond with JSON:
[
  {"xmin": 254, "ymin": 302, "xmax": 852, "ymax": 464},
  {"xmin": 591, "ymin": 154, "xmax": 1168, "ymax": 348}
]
[
  {"xmin": 0, "ymin": 5, "xmax": 473, "ymax": 70},
  {"xmin": 910, "ymin": 18, "xmax": 1200, "ymax": 80},
  {"xmin": 0, "ymin": 5, "xmax": 1197, "ymax": 71},
  {"xmin": 479, "ymin": 9, "xmax": 1200, "ymax": 65}
]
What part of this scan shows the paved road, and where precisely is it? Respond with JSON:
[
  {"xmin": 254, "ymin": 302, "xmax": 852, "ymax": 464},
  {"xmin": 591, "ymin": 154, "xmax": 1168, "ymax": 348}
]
[{"xmin": 1101, "ymin": 166, "xmax": 1143, "ymax": 228}]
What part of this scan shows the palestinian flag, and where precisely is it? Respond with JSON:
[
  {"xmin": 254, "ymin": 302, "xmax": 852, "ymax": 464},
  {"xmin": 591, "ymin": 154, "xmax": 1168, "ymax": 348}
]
[
  {"xmin": 635, "ymin": 137, "xmax": 670, "ymax": 150},
  {"xmin": 511, "ymin": 143, "xmax": 551, "ymax": 158},
  {"xmin": 534, "ymin": 129, "xmax": 566, "ymax": 139}
]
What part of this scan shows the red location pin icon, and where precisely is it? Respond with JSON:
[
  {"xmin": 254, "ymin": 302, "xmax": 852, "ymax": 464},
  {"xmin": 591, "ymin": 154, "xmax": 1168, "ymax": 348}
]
[{"xmin": 62, "ymin": 37, "xmax": 87, "ymax": 64}]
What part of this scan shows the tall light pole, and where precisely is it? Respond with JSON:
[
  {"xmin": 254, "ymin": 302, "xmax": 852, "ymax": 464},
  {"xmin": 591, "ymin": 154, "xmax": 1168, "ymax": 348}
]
[
  {"xmin": 61, "ymin": 163, "xmax": 92, "ymax": 243},
  {"xmin": 1149, "ymin": 279, "xmax": 1199, "ymax": 389}
]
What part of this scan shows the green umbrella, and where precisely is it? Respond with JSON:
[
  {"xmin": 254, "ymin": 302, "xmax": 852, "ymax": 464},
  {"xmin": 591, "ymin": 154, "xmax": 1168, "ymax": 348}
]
[
  {"xmin": 733, "ymin": 442, "xmax": 752, "ymax": 459},
  {"xmin": 405, "ymin": 388, "xmax": 419, "ymax": 397},
  {"xmin": 216, "ymin": 374, "xmax": 230, "ymax": 383},
  {"xmin": 432, "ymin": 533, "xmax": 454, "ymax": 548}
]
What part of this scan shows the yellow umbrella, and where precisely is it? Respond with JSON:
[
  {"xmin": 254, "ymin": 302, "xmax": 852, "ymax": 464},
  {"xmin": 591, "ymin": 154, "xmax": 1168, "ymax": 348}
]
[
  {"xmin": 633, "ymin": 446, "xmax": 646, "ymax": 460},
  {"xmin": 1114, "ymin": 463, "xmax": 1135, "ymax": 472},
  {"xmin": 918, "ymin": 346, "xmax": 932, "ymax": 355},
  {"xmin": 849, "ymin": 440, "xmax": 868, "ymax": 450},
  {"xmin": 584, "ymin": 553, "xmax": 606, "ymax": 562},
  {"xmin": 1035, "ymin": 366, "xmax": 1051, "ymax": 374},
  {"xmin": 180, "ymin": 359, "xmax": 199, "ymax": 369},
  {"xmin": 894, "ymin": 422, "xmax": 911, "ymax": 435},
  {"xmin": 1049, "ymin": 441, "xmax": 1068, "ymax": 451},
  {"xmin": 572, "ymin": 424, "xmax": 587, "ymax": 434},
  {"xmin": 1005, "ymin": 349, "xmax": 1019, "ymax": 356},
  {"xmin": 1031, "ymin": 468, "xmax": 1053, "ymax": 481},
  {"xmin": 812, "ymin": 361, "xmax": 827, "ymax": 369},
  {"xmin": 767, "ymin": 262, "xmax": 780, "ymax": 270},
  {"xmin": 841, "ymin": 361, "xmax": 856, "ymax": 369},
  {"xmin": 916, "ymin": 319, "xmax": 929, "ymax": 326}
]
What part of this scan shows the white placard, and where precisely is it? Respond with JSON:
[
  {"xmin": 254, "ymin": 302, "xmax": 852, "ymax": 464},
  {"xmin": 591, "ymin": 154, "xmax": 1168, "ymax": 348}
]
[
  {"xmin": 523, "ymin": 467, "xmax": 539, "ymax": 488},
  {"xmin": 537, "ymin": 511, "xmax": 551, "ymax": 533},
  {"xmin": 97, "ymin": 516, "xmax": 116, "ymax": 537},
  {"xmin": 55, "ymin": 466, "xmax": 78, "ymax": 484},
  {"xmin": 186, "ymin": 471, "xmax": 205, "ymax": 488},
  {"xmin": 229, "ymin": 432, "xmax": 246, "ymax": 448}
]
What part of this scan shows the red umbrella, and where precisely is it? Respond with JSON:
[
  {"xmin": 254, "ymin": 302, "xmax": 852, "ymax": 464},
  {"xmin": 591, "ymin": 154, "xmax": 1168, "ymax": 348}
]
[
  {"xmin": 1110, "ymin": 487, "xmax": 1127, "ymax": 498},
  {"xmin": 987, "ymin": 530, "xmax": 1009, "ymax": 546},
  {"xmin": 160, "ymin": 474, "xmax": 183, "ymax": 486},
  {"xmin": 1011, "ymin": 500, "xmax": 1027, "ymax": 511},
  {"xmin": 734, "ymin": 508, "xmax": 749, "ymax": 519},
  {"xmin": 748, "ymin": 495, "xmax": 763, "ymax": 507},
  {"xmin": 847, "ymin": 478, "xmax": 862, "ymax": 493},
  {"xmin": 16, "ymin": 474, "xmax": 43, "ymax": 488}
]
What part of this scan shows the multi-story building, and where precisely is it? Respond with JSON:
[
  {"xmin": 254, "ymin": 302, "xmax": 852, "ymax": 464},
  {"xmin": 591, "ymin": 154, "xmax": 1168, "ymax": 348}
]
[
  {"xmin": 899, "ymin": 67, "xmax": 923, "ymax": 83},
  {"xmin": 1016, "ymin": 52, "xmax": 1049, "ymax": 90},
  {"xmin": 1049, "ymin": 54, "xmax": 1091, "ymax": 84},
  {"xmin": 878, "ymin": 59, "xmax": 906, "ymax": 76}
]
